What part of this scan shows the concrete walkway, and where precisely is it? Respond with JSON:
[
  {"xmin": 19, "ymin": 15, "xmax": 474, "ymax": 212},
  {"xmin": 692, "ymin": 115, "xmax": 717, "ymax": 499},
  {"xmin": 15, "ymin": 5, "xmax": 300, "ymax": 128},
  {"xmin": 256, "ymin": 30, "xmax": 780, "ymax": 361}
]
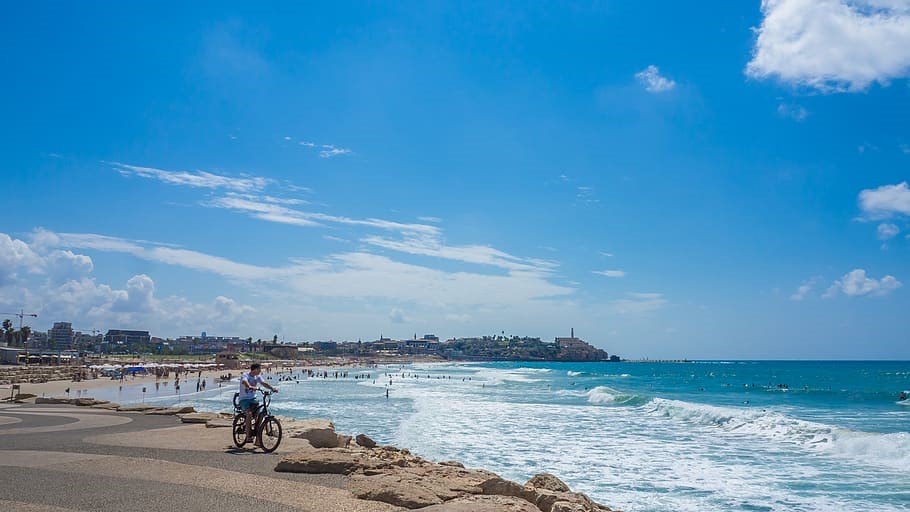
[{"xmin": 0, "ymin": 403, "xmax": 401, "ymax": 512}]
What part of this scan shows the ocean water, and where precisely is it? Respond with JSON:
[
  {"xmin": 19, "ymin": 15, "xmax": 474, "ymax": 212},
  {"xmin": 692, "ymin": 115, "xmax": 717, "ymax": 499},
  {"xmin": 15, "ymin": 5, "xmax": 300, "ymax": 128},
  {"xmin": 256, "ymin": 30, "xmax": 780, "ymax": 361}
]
[{"xmin": 94, "ymin": 361, "xmax": 910, "ymax": 512}]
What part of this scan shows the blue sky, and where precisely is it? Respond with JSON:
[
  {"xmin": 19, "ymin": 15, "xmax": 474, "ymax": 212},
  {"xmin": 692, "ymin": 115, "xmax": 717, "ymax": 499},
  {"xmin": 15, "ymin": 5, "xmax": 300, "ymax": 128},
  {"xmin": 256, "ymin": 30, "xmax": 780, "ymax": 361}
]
[{"xmin": 2, "ymin": 1, "xmax": 909, "ymax": 359}]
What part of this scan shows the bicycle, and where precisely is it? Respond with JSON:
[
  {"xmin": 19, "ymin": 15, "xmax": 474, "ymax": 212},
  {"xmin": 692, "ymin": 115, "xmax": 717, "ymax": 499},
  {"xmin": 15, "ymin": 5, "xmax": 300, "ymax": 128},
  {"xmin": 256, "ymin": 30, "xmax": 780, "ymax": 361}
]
[{"xmin": 232, "ymin": 389, "xmax": 283, "ymax": 453}]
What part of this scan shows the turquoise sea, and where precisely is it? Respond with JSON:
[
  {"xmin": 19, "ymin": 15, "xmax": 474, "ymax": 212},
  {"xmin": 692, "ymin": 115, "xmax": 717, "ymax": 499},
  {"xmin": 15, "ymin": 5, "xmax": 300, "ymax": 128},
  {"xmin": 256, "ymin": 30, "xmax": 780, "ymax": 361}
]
[{"xmin": 96, "ymin": 360, "xmax": 910, "ymax": 512}]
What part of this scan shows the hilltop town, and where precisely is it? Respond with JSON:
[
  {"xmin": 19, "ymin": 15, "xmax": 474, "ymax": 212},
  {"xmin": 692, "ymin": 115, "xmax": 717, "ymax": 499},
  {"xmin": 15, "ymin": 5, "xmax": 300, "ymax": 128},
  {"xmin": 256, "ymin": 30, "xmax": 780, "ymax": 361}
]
[{"xmin": 1, "ymin": 320, "xmax": 618, "ymax": 364}]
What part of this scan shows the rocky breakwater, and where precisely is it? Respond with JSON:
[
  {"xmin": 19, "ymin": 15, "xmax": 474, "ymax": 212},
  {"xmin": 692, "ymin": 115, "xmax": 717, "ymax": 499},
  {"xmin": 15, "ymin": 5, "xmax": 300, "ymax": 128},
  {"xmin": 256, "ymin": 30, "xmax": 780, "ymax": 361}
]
[{"xmin": 276, "ymin": 421, "xmax": 618, "ymax": 512}]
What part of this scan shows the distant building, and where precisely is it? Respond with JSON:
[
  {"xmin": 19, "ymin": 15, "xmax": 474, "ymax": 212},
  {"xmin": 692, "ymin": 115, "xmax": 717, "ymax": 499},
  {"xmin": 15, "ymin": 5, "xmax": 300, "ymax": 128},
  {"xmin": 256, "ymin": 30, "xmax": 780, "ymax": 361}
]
[
  {"xmin": 104, "ymin": 329, "xmax": 151, "ymax": 345},
  {"xmin": 554, "ymin": 328, "xmax": 609, "ymax": 361},
  {"xmin": 48, "ymin": 322, "xmax": 74, "ymax": 350},
  {"xmin": 27, "ymin": 331, "xmax": 49, "ymax": 349}
]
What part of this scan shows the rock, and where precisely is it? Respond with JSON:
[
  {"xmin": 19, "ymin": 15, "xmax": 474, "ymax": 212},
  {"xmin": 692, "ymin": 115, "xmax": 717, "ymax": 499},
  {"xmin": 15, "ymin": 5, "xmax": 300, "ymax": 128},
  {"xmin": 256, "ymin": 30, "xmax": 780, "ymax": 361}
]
[
  {"xmin": 337, "ymin": 434, "xmax": 352, "ymax": 447},
  {"xmin": 205, "ymin": 419, "xmax": 233, "ymax": 428},
  {"xmin": 286, "ymin": 418, "xmax": 341, "ymax": 448},
  {"xmin": 117, "ymin": 404, "xmax": 158, "ymax": 412},
  {"xmin": 526, "ymin": 474, "xmax": 571, "ymax": 493},
  {"xmin": 91, "ymin": 402, "xmax": 121, "ymax": 410},
  {"xmin": 350, "ymin": 474, "xmax": 444, "ymax": 509},
  {"xmin": 144, "ymin": 406, "xmax": 196, "ymax": 415},
  {"xmin": 73, "ymin": 398, "xmax": 106, "ymax": 407},
  {"xmin": 479, "ymin": 477, "xmax": 528, "ymax": 500},
  {"xmin": 415, "ymin": 495, "xmax": 540, "ymax": 512},
  {"xmin": 439, "ymin": 460, "xmax": 464, "ymax": 468},
  {"xmin": 178, "ymin": 412, "xmax": 219, "ymax": 423},
  {"xmin": 550, "ymin": 502, "xmax": 588, "ymax": 512},
  {"xmin": 276, "ymin": 448, "xmax": 367, "ymax": 474},
  {"xmin": 13, "ymin": 393, "xmax": 36, "ymax": 400},
  {"xmin": 350, "ymin": 464, "xmax": 502, "ymax": 508},
  {"xmin": 356, "ymin": 433, "xmax": 377, "ymax": 448},
  {"xmin": 35, "ymin": 397, "xmax": 71, "ymax": 404}
]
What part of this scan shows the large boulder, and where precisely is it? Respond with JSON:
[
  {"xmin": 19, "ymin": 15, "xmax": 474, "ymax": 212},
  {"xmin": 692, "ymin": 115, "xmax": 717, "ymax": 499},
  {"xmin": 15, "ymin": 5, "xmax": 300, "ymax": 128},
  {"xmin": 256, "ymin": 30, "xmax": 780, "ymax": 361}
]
[
  {"xmin": 144, "ymin": 406, "xmax": 196, "ymax": 415},
  {"xmin": 286, "ymin": 418, "xmax": 343, "ymax": 448},
  {"xmin": 415, "ymin": 495, "xmax": 541, "ymax": 512},
  {"xmin": 356, "ymin": 433, "xmax": 377, "ymax": 448},
  {"xmin": 91, "ymin": 402, "xmax": 121, "ymax": 410},
  {"xmin": 117, "ymin": 404, "xmax": 158, "ymax": 412},
  {"xmin": 526, "ymin": 474, "xmax": 570, "ymax": 493},
  {"xmin": 276, "ymin": 448, "xmax": 369, "ymax": 475},
  {"xmin": 178, "ymin": 412, "xmax": 220, "ymax": 424},
  {"xmin": 349, "ymin": 464, "xmax": 504, "ymax": 508},
  {"xmin": 35, "ymin": 397, "xmax": 71, "ymax": 404}
]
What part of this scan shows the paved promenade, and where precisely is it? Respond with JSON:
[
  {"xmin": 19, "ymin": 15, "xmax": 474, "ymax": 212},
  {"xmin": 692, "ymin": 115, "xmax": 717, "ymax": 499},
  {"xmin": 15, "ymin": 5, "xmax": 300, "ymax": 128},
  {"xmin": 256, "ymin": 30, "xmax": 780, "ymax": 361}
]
[{"xmin": 0, "ymin": 402, "xmax": 399, "ymax": 512}]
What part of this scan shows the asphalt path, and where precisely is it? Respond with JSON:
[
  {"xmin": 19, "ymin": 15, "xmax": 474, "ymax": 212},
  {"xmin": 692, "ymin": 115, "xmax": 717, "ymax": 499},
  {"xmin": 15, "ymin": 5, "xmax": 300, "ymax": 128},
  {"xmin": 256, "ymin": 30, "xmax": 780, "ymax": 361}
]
[{"xmin": 0, "ymin": 403, "xmax": 371, "ymax": 512}]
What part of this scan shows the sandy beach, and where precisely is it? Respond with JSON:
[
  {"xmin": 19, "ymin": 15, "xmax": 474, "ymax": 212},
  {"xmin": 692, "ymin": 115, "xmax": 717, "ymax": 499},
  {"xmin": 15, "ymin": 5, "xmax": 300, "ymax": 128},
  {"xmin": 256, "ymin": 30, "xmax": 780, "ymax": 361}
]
[{"xmin": 8, "ymin": 368, "xmax": 231, "ymax": 399}]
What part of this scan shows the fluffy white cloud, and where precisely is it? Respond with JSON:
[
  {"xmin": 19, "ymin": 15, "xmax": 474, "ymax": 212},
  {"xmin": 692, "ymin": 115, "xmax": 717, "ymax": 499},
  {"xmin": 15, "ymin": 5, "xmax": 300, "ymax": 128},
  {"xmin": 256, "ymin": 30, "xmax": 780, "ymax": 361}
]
[
  {"xmin": 877, "ymin": 222, "xmax": 901, "ymax": 240},
  {"xmin": 824, "ymin": 268, "xmax": 902, "ymax": 298},
  {"xmin": 45, "ymin": 250, "xmax": 94, "ymax": 284},
  {"xmin": 0, "ymin": 233, "xmax": 42, "ymax": 286},
  {"xmin": 635, "ymin": 65, "xmax": 676, "ymax": 93},
  {"xmin": 0, "ymin": 231, "xmax": 257, "ymax": 335},
  {"xmin": 593, "ymin": 270, "xmax": 626, "ymax": 278},
  {"xmin": 747, "ymin": 0, "xmax": 910, "ymax": 92},
  {"xmin": 859, "ymin": 182, "xmax": 910, "ymax": 219}
]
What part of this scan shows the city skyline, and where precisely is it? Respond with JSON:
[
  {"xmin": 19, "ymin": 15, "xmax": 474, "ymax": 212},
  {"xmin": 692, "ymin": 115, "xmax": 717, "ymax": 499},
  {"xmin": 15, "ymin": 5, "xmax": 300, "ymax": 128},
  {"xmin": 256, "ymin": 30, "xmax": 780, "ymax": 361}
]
[{"xmin": 2, "ymin": 2, "xmax": 909, "ymax": 359}]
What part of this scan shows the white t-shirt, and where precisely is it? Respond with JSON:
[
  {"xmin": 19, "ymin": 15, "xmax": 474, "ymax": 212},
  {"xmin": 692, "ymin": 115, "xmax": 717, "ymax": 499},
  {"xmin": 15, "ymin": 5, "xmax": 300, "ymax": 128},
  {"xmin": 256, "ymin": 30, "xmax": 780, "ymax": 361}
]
[{"xmin": 239, "ymin": 372, "xmax": 264, "ymax": 401}]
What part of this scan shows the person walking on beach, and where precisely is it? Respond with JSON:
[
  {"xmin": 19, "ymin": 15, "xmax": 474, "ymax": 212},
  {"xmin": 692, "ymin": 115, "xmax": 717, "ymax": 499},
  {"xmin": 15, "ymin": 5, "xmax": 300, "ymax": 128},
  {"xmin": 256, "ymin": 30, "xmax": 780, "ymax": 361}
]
[{"xmin": 238, "ymin": 363, "xmax": 278, "ymax": 445}]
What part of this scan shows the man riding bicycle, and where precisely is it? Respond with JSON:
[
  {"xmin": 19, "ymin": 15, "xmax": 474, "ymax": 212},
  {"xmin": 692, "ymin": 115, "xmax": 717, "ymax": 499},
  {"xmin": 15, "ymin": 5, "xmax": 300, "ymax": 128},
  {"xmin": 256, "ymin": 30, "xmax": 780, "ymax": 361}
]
[{"xmin": 238, "ymin": 363, "xmax": 278, "ymax": 445}]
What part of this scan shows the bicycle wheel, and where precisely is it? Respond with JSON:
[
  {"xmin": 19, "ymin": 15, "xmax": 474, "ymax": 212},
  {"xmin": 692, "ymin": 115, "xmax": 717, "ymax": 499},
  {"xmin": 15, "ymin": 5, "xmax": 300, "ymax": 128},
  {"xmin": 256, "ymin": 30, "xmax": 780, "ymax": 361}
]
[
  {"xmin": 232, "ymin": 414, "xmax": 249, "ymax": 448},
  {"xmin": 257, "ymin": 416, "xmax": 282, "ymax": 453}
]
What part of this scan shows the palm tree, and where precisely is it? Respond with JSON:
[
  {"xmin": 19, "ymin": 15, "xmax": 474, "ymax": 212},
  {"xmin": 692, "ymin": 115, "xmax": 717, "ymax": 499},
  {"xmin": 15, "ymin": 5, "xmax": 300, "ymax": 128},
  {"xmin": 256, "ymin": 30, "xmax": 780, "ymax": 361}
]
[
  {"xmin": 20, "ymin": 326, "xmax": 31, "ymax": 349},
  {"xmin": 2, "ymin": 319, "xmax": 11, "ymax": 344}
]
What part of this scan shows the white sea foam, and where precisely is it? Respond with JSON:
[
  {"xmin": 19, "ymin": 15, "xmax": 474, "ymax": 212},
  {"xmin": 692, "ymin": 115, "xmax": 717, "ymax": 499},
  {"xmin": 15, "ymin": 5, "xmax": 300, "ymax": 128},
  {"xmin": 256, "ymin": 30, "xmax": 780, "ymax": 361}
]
[
  {"xmin": 586, "ymin": 386, "xmax": 647, "ymax": 405},
  {"xmin": 647, "ymin": 398, "xmax": 910, "ymax": 470},
  {"xmin": 567, "ymin": 370, "xmax": 585, "ymax": 377}
]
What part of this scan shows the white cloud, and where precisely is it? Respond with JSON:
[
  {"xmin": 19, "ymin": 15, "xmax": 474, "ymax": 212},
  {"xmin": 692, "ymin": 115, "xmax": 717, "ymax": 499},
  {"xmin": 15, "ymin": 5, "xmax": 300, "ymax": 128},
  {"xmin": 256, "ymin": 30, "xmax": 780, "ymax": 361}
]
[
  {"xmin": 600, "ymin": 251, "xmax": 614, "ymax": 257},
  {"xmin": 877, "ymin": 222, "xmax": 901, "ymax": 240},
  {"xmin": 823, "ymin": 268, "xmax": 902, "ymax": 298},
  {"xmin": 37, "ymin": 229, "xmax": 574, "ymax": 310},
  {"xmin": 319, "ymin": 145, "xmax": 352, "ymax": 158},
  {"xmin": 594, "ymin": 270, "xmax": 625, "ymax": 278},
  {"xmin": 610, "ymin": 292, "xmax": 666, "ymax": 314},
  {"xmin": 207, "ymin": 195, "xmax": 440, "ymax": 236},
  {"xmin": 790, "ymin": 276, "xmax": 821, "ymax": 301},
  {"xmin": 362, "ymin": 233, "xmax": 557, "ymax": 274},
  {"xmin": 747, "ymin": 0, "xmax": 910, "ymax": 92},
  {"xmin": 858, "ymin": 182, "xmax": 910, "ymax": 219},
  {"xmin": 389, "ymin": 308, "xmax": 409, "ymax": 324},
  {"xmin": 635, "ymin": 65, "xmax": 676, "ymax": 93},
  {"xmin": 114, "ymin": 163, "xmax": 270, "ymax": 192},
  {"xmin": 0, "ymin": 231, "xmax": 258, "ymax": 334},
  {"xmin": 777, "ymin": 103, "xmax": 809, "ymax": 121},
  {"xmin": 0, "ymin": 233, "xmax": 43, "ymax": 285}
]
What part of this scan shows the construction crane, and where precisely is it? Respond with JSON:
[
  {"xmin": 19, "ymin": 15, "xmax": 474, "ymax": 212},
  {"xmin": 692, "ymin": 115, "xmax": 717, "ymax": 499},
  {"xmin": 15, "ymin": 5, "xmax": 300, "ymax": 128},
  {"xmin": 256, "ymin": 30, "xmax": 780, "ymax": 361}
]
[{"xmin": 1, "ymin": 309, "xmax": 39, "ymax": 366}]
